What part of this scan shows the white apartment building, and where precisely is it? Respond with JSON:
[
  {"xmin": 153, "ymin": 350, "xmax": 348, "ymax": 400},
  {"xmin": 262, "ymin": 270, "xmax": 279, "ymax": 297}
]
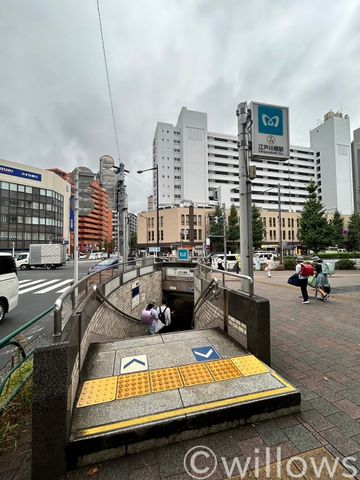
[
  {"xmin": 351, "ymin": 127, "xmax": 360, "ymax": 213},
  {"xmin": 153, "ymin": 107, "xmax": 316, "ymax": 213},
  {"xmin": 310, "ymin": 111, "xmax": 353, "ymax": 215}
]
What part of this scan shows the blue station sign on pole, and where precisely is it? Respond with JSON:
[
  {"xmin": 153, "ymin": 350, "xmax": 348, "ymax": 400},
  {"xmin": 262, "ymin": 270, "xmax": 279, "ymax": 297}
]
[
  {"xmin": 250, "ymin": 102, "xmax": 290, "ymax": 161},
  {"xmin": 177, "ymin": 248, "xmax": 189, "ymax": 260}
]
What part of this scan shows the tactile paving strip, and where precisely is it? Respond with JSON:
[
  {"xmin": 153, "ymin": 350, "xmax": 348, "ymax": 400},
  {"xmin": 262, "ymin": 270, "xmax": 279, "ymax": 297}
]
[
  {"xmin": 150, "ymin": 367, "xmax": 183, "ymax": 392},
  {"xmin": 179, "ymin": 363, "xmax": 214, "ymax": 386},
  {"xmin": 206, "ymin": 359, "xmax": 243, "ymax": 381},
  {"xmin": 117, "ymin": 372, "xmax": 150, "ymax": 399},
  {"xmin": 231, "ymin": 355, "xmax": 269, "ymax": 376},
  {"xmin": 77, "ymin": 376, "xmax": 117, "ymax": 407}
]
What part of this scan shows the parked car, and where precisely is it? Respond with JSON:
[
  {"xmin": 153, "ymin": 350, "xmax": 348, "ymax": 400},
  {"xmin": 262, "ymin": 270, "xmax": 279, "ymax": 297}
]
[
  {"xmin": 79, "ymin": 253, "xmax": 88, "ymax": 259},
  {"xmin": 0, "ymin": 253, "xmax": 19, "ymax": 322},
  {"xmin": 253, "ymin": 252, "xmax": 275, "ymax": 267},
  {"xmin": 88, "ymin": 257, "xmax": 118, "ymax": 274},
  {"xmin": 211, "ymin": 254, "xmax": 239, "ymax": 271},
  {"xmin": 88, "ymin": 252, "xmax": 106, "ymax": 260}
]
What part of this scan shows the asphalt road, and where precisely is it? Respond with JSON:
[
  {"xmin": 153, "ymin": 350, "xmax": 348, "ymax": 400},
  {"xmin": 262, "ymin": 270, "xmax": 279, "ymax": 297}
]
[{"xmin": 0, "ymin": 260, "xmax": 98, "ymax": 340}]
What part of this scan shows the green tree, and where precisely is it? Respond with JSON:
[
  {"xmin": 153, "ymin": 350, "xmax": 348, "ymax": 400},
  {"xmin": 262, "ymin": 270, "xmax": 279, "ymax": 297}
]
[
  {"xmin": 346, "ymin": 213, "xmax": 360, "ymax": 251},
  {"xmin": 252, "ymin": 205, "xmax": 265, "ymax": 250},
  {"xmin": 329, "ymin": 210, "xmax": 344, "ymax": 248},
  {"xmin": 209, "ymin": 204, "xmax": 224, "ymax": 252},
  {"xmin": 129, "ymin": 232, "xmax": 137, "ymax": 254},
  {"xmin": 298, "ymin": 181, "xmax": 330, "ymax": 253},
  {"xmin": 227, "ymin": 204, "xmax": 240, "ymax": 243}
]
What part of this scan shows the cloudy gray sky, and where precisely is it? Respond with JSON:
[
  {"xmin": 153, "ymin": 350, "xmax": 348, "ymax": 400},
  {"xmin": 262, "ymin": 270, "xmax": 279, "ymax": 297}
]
[{"xmin": 1, "ymin": 0, "xmax": 360, "ymax": 212}]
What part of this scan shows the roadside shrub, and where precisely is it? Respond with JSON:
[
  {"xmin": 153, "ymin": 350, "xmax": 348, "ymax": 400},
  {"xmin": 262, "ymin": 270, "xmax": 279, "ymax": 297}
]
[
  {"xmin": 283, "ymin": 257, "xmax": 296, "ymax": 270},
  {"xmin": 335, "ymin": 259, "xmax": 355, "ymax": 270},
  {"xmin": 318, "ymin": 252, "xmax": 360, "ymax": 260}
]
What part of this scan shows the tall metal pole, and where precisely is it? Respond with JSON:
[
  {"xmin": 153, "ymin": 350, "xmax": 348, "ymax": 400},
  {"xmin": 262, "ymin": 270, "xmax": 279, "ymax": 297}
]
[
  {"xmin": 278, "ymin": 183, "xmax": 283, "ymax": 264},
  {"xmin": 117, "ymin": 163, "xmax": 125, "ymax": 262},
  {"xmin": 156, "ymin": 165, "xmax": 160, "ymax": 255},
  {"xmin": 237, "ymin": 102, "xmax": 253, "ymax": 292},
  {"xmin": 74, "ymin": 167, "xmax": 79, "ymax": 283},
  {"xmin": 222, "ymin": 203, "xmax": 227, "ymax": 270}
]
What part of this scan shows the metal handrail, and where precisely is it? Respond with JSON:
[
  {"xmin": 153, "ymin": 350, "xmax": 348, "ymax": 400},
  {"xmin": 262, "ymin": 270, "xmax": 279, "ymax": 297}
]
[
  {"xmin": 53, "ymin": 257, "xmax": 156, "ymax": 339},
  {"xmin": 0, "ymin": 306, "xmax": 55, "ymax": 410},
  {"xmin": 198, "ymin": 263, "xmax": 254, "ymax": 295},
  {"xmin": 0, "ymin": 305, "xmax": 54, "ymax": 351}
]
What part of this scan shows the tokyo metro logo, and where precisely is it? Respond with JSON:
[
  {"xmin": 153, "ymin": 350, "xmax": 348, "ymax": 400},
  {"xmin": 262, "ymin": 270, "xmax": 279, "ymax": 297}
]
[{"xmin": 258, "ymin": 105, "xmax": 283, "ymax": 136}]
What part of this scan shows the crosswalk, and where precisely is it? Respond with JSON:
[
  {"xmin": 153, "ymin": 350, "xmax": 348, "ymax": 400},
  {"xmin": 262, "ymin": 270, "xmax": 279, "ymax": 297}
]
[{"xmin": 18, "ymin": 278, "xmax": 73, "ymax": 295}]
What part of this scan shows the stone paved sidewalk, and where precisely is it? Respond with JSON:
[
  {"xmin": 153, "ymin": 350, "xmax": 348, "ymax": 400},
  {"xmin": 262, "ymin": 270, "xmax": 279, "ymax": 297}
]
[{"xmin": 2, "ymin": 270, "xmax": 360, "ymax": 479}]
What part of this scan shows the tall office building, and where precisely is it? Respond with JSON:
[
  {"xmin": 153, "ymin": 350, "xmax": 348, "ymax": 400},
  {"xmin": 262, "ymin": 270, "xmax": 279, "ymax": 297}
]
[
  {"xmin": 0, "ymin": 160, "xmax": 71, "ymax": 252},
  {"xmin": 153, "ymin": 107, "xmax": 355, "ymax": 215},
  {"xmin": 352, "ymin": 127, "xmax": 360, "ymax": 213},
  {"xmin": 153, "ymin": 107, "xmax": 317, "ymax": 213},
  {"xmin": 310, "ymin": 111, "xmax": 353, "ymax": 215}
]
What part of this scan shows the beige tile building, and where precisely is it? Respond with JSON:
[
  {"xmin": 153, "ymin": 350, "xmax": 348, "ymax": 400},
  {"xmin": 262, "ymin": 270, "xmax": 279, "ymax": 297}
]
[
  {"xmin": 137, "ymin": 205, "xmax": 213, "ymax": 253},
  {"xmin": 137, "ymin": 205, "xmax": 306, "ymax": 254}
]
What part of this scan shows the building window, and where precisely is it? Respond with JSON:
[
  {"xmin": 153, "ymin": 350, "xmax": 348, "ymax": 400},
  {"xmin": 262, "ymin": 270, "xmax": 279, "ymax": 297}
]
[
  {"xmin": 198, "ymin": 229, "xmax": 202, "ymax": 239},
  {"xmin": 160, "ymin": 216, "xmax": 164, "ymax": 227},
  {"xmin": 181, "ymin": 214, "xmax": 185, "ymax": 225},
  {"xmin": 161, "ymin": 230, "xmax": 164, "ymax": 240},
  {"xmin": 151, "ymin": 231, "xmax": 154, "ymax": 241}
]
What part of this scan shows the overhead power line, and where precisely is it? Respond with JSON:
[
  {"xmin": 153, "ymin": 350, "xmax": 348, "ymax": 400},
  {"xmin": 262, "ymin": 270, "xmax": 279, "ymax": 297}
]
[{"xmin": 96, "ymin": 0, "xmax": 121, "ymax": 161}]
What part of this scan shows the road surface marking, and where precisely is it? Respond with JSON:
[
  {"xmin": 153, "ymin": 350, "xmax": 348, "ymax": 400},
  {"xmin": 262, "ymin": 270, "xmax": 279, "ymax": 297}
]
[
  {"xmin": 18, "ymin": 279, "xmax": 34, "ymax": 285},
  {"xmin": 56, "ymin": 285, "xmax": 72, "ymax": 293},
  {"xmin": 19, "ymin": 279, "xmax": 60, "ymax": 294},
  {"xmin": 35, "ymin": 279, "xmax": 73, "ymax": 294}
]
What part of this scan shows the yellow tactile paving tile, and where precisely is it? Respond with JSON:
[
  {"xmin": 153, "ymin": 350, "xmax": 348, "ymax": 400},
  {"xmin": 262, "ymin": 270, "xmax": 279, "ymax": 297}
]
[
  {"xmin": 206, "ymin": 359, "xmax": 243, "ymax": 381},
  {"xmin": 150, "ymin": 367, "xmax": 183, "ymax": 392},
  {"xmin": 117, "ymin": 372, "xmax": 150, "ymax": 399},
  {"xmin": 179, "ymin": 363, "xmax": 214, "ymax": 386},
  {"xmin": 231, "ymin": 355, "xmax": 269, "ymax": 376},
  {"xmin": 77, "ymin": 376, "xmax": 118, "ymax": 408}
]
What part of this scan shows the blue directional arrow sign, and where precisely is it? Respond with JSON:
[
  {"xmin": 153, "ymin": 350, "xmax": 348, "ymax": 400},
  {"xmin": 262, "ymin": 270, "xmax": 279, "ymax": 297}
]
[
  {"xmin": 192, "ymin": 346, "xmax": 220, "ymax": 362},
  {"xmin": 120, "ymin": 354, "xmax": 148, "ymax": 373}
]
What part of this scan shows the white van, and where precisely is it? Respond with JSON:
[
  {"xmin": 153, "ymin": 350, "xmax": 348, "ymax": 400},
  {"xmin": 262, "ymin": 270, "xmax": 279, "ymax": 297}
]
[
  {"xmin": 211, "ymin": 254, "xmax": 239, "ymax": 271},
  {"xmin": 0, "ymin": 253, "xmax": 19, "ymax": 322},
  {"xmin": 253, "ymin": 252, "xmax": 275, "ymax": 267}
]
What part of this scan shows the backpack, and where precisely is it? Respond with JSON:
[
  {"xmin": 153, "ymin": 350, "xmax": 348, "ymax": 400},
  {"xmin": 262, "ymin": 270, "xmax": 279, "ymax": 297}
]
[
  {"xmin": 300, "ymin": 263, "xmax": 314, "ymax": 277},
  {"xmin": 140, "ymin": 309, "xmax": 152, "ymax": 325},
  {"xmin": 158, "ymin": 306, "xmax": 168, "ymax": 325}
]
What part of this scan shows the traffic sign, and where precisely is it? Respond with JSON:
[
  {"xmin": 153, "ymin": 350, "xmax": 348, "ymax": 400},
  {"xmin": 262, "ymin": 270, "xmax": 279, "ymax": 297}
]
[
  {"xmin": 177, "ymin": 248, "xmax": 189, "ymax": 260},
  {"xmin": 250, "ymin": 102, "xmax": 289, "ymax": 161}
]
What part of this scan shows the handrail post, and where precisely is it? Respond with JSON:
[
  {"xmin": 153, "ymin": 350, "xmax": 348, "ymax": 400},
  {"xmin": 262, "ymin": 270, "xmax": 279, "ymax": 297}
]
[
  {"xmin": 71, "ymin": 289, "xmax": 76, "ymax": 310},
  {"xmin": 54, "ymin": 305, "xmax": 62, "ymax": 342}
]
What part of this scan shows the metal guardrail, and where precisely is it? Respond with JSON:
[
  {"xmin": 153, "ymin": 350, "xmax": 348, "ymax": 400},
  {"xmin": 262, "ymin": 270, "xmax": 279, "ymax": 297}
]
[
  {"xmin": 53, "ymin": 257, "xmax": 156, "ymax": 340},
  {"xmin": 0, "ymin": 305, "xmax": 54, "ymax": 410},
  {"xmin": 197, "ymin": 262, "xmax": 254, "ymax": 295}
]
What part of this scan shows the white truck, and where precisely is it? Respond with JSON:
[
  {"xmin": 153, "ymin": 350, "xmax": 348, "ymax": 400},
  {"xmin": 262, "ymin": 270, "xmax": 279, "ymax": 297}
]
[{"xmin": 16, "ymin": 244, "xmax": 66, "ymax": 270}]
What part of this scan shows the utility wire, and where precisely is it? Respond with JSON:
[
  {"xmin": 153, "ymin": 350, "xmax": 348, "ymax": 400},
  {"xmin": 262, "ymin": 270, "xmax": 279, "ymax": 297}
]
[{"xmin": 96, "ymin": 0, "xmax": 121, "ymax": 161}]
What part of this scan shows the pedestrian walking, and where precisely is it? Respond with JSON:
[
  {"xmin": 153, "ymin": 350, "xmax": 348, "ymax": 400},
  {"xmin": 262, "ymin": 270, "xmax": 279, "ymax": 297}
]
[
  {"xmin": 157, "ymin": 299, "xmax": 172, "ymax": 333},
  {"xmin": 264, "ymin": 255, "xmax": 274, "ymax": 278},
  {"xmin": 312, "ymin": 256, "xmax": 331, "ymax": 301},
  {"xmin": 295, "ymin": 256, "xmax": 309, "ymax": 304},
  {"xmin": 217, "ymin": 258, "xmax": 225, "ymax": 271},
  {"xmin": 140, "ymin": 301, "xmax": 158, "ymax": 335}
]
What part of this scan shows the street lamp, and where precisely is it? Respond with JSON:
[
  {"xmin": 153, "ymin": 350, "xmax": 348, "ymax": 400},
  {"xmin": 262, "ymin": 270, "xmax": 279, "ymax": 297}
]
[
  {"xmin": 137, "ymin": 166, "xmax": 160, "ymax": 255},
  {"xmin": 259, "ymin": 183, "xmax": 283, "ymax": 264}
]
